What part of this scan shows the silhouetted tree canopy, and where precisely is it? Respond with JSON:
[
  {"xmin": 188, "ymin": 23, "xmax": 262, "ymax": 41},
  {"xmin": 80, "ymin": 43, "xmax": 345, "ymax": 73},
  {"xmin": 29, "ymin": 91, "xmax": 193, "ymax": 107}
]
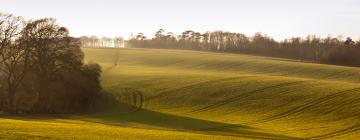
[{"xmin": 0, "ymin": 13, "xmax": 107, "ymax": 113}]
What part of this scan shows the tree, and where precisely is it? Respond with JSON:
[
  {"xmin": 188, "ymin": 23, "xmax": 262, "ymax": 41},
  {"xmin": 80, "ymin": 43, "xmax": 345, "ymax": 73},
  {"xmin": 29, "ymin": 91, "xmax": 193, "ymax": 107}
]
[
  {"xmin": 344, "ymin": 37, "xmax": 355, "ymax": 46},
  {"xmin": 356, "ymin": 40, "xmax": 360, "ymax": 47},
  {"xmin": 154, "ymin": 29, "xmax": 165, "ymax": 39},
  {"xmin": 136, "ymin": 33, "xmax": 146, "ymax": 40},
  {"xmin": 0, "ymin": 13, "xmax": 23, "ymax": 63},
  {"xmin": 0, "ymin": 13, "xmax": 105, "ymax": 113},
  {"xmin": 79, "ymin": 36, "xmax": 90, "ymax": 47},
  {"xmin": 19, "ymin": 18, "xmax": 82, "ymax": 111},
  {"xmin": 89, "ymin": 36, "xmax": 98, "ymax": 47},
  {"xmin": 114, "ymin": 37, "xmax": 124, "ymax": 48},
  {"xmin": 0, "ymin": 13, "xmax": 26, "ymax": 112}
]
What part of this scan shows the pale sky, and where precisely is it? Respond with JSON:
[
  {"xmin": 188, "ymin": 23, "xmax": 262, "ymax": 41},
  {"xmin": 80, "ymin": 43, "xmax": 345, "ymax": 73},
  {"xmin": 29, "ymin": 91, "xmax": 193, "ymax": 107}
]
[{"xmin": 1, "ymin": 0, "xmax": 360, "ymax": 40}]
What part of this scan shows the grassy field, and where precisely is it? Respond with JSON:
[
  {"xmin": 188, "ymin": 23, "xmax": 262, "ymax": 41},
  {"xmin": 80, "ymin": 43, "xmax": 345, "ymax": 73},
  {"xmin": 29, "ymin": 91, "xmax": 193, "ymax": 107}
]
[{"xmin": 1, "ymin": 47, "xmax": 360, "ymax": 139}]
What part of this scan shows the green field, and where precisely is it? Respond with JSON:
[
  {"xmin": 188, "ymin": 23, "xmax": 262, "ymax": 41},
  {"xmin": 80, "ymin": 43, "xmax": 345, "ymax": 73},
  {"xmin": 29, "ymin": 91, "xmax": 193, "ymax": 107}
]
[{"xmin": 1, "ymin": 48, "xmax": 360, "ymax": 139}]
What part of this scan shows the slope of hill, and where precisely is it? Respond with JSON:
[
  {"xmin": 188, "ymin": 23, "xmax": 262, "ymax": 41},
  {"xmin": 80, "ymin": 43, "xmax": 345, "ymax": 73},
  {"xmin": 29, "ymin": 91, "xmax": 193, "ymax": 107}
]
[{"xmin": 1, "ymin": 48, "xmax": 360, "ymax": 139}]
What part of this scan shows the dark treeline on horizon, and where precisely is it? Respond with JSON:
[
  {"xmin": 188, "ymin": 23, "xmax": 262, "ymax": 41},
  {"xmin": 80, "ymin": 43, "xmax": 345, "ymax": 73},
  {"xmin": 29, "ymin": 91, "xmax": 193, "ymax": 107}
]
[
  {"xmin": 129, "ymin": 29, "xmax": 360, "ymax": 67},
  {"xmin": 0, "ymin": 13, "xmax": 111, "ymax": 114}
]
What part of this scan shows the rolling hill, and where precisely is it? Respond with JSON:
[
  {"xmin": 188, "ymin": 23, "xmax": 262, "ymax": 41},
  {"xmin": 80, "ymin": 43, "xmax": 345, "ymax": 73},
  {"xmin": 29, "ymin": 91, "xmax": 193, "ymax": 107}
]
[{"xmin": 1, "ymin": 47, "xmax": 360, "ymax": 139}]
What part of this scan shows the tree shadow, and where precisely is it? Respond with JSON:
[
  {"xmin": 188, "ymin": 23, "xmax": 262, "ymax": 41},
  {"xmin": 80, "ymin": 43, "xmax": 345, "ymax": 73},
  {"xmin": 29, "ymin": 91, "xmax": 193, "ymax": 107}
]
[
  {"xmin": 0, "ymin": 88, "xmax": 302, "ymax": 140},
  {"xmin": 83, "ymin": 103, "xmax": 302, "ymax": 139}
]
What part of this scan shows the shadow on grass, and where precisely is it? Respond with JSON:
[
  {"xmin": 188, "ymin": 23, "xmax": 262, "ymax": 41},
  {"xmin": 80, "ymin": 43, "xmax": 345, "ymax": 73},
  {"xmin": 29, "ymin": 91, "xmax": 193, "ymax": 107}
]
[
  {"xmin": 0, "ymin": 87, "xmax": 302, "ymax": 140},
  {"xmin": 0, "ymin": 103, "xmax": 301, "ymax": 139},
  {"xmin": 83, "ymin": 103, "xmax": 303, "ymax": 140}
]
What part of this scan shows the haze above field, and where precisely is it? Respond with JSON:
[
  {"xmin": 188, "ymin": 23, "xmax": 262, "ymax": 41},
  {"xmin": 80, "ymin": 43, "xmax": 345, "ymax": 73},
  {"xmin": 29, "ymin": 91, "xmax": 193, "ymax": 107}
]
[{"xmin": 1, "ymin": 0, "xmax": 360, "ymax": 40}]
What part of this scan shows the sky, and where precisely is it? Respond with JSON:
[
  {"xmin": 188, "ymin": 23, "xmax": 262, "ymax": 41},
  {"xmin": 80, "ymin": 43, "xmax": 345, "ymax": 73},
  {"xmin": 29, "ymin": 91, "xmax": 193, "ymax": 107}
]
[{"xmin": 1, "ymin": 0, "xmax": 360, "ymax": 40}]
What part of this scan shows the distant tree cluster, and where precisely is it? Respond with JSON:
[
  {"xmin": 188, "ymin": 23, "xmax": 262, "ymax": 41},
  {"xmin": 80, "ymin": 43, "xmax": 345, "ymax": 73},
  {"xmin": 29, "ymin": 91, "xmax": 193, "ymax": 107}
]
[
  {"xmin": 129, "ymin": 29, "xmax": 360, "ymax": 67},
  {"xmin": 0, "ymin": 13, "xmax": 107, "ymax": 113},
  {"xmin": 79, "ymin": 36, "xmax": 124, "ymax": 48}
]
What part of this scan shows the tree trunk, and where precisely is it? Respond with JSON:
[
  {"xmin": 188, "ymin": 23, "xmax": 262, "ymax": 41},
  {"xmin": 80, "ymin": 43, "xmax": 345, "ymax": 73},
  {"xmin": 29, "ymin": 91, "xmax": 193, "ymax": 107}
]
[
  {"xmin": 7, "ymin": 87, "xmax": 16, "ymax": 113},
  {"xmin": 33, "ymin": 78, "xmax": 49, "ymax": 112}
]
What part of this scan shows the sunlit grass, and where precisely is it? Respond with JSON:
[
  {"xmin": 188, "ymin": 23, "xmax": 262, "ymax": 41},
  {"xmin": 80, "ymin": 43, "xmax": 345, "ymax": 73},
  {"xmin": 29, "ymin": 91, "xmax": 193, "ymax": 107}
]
[
  {"xmin": 1, "ymin": 47, "xmax": 360, "ymax": 139},
  {"xmin": 0, "ymin": 117, "xmax": 244, "ymax": 140}
]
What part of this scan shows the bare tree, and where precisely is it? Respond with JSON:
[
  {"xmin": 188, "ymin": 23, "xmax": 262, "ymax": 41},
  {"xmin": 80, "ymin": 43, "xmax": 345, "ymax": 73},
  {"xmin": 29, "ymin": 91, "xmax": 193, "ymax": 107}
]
[
  {"xmin": 89, "ymin": 36, "xmax": 98, "ymax": 47},
  {"xmin": 114, "ymin": 37, "xmax": 124, "ymax": 48},
  {"xmin": 0, "ymin": 13, "xmax": 23, "ymax": 63},
  {"xmin": 0, "ymin": 40, "xmax": 31, "ymax": 112},
  {"xmin": 0, "ymin": 13, "xmax": 27, "ymax": 112}
]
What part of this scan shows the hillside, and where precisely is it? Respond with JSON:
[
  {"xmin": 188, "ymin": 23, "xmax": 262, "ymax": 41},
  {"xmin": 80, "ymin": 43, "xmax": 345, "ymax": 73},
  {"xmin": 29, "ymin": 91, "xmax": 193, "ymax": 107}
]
[{"xmin": 1, "ymin": 47, "xmax": 360, "ymax": 139}]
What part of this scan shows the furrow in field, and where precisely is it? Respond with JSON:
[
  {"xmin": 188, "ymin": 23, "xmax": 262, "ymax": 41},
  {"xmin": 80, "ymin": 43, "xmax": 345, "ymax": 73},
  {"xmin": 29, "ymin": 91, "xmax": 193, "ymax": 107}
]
[
  {"xmin": 190, "ymin": 80, "xmax": 309, "ymax": 113},
  {"xmin": 82, "ymin": 48, "xmax": 360, "ymax": 139},
  {"xmin": 248, "ymin": 87, "xmax": 360, "ymax": 125},
  {"xmin": 311, "ymin": 124, "xmax": 360, "ymax": 139}
]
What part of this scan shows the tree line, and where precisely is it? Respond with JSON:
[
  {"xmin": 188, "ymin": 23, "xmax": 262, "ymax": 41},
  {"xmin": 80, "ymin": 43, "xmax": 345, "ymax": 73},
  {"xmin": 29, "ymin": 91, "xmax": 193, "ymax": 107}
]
[
  {"xmin": 79, "ymin": 36, "xmax": 124, "ymax": 48},
  {"xmin": 0, "ymin": 13, "xmax": 109, "ymax": 113},
  {"xmin": 129, "ymin": 29, "xmax": 360, "ymax": 67}
]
